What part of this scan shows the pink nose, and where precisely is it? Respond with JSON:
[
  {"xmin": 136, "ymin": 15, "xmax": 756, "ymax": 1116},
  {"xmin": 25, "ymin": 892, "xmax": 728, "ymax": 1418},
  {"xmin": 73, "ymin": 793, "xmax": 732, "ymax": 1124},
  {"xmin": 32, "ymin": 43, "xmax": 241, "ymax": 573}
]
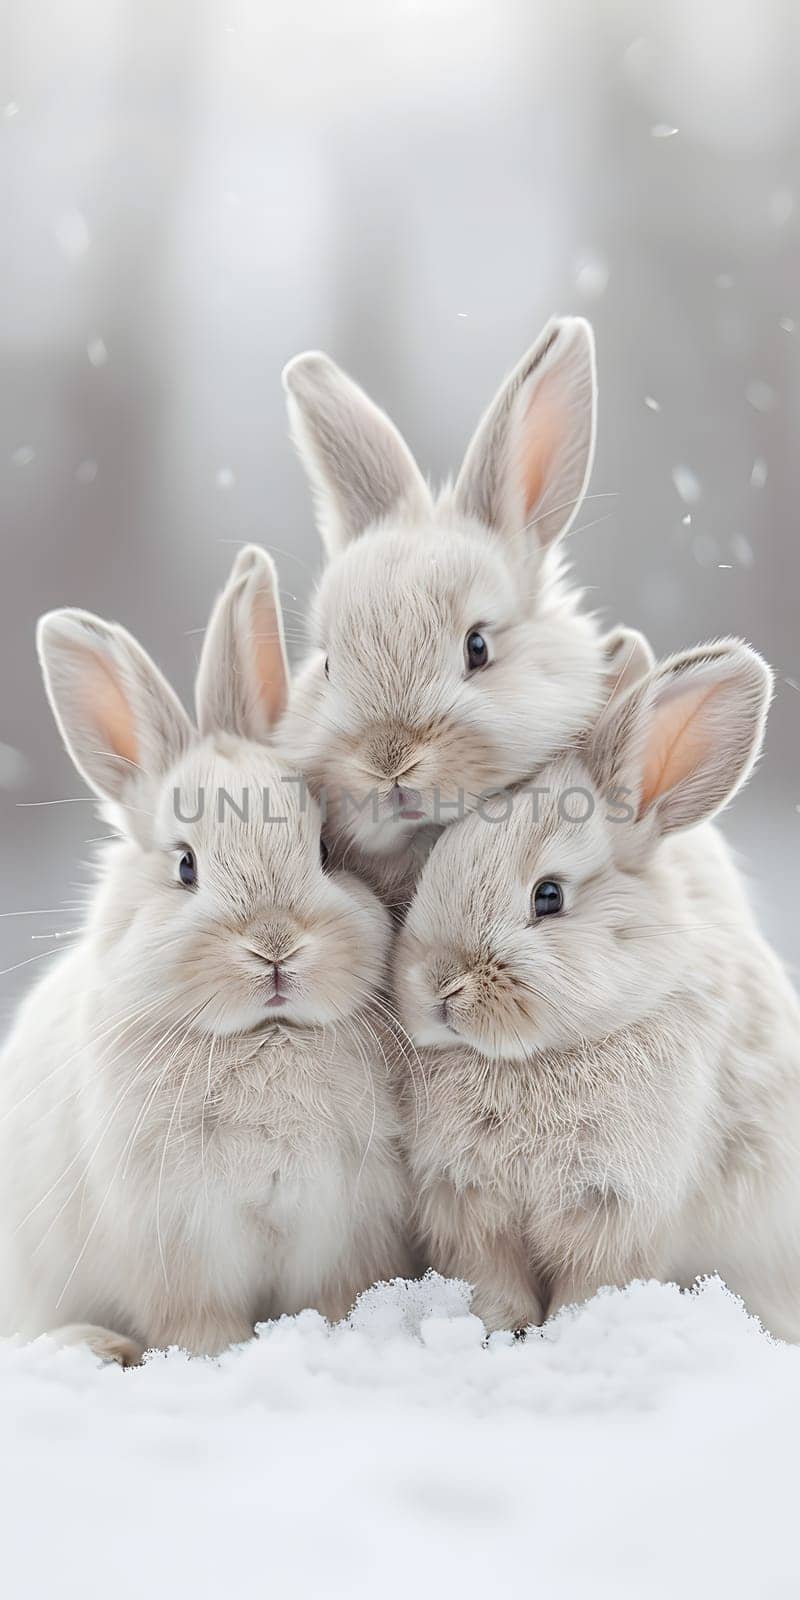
[{"xmin": 265, "ymin": 962, "xmax": 288, "ymax": 1007}]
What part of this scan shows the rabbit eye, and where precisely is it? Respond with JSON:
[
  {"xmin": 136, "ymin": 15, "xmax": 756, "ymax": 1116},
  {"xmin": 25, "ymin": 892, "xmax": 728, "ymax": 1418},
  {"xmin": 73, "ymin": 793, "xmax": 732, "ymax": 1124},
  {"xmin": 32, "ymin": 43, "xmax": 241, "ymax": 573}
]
[
  {"xmin": 532, "ymin": 880, "xmax": 563, "ymax": 918},
  {"xmin": 178, "ymin": 849, "xmax": 197, "ymax": 889},
  {"xmin": 465, "ymin": 630, "xmax": 489, "ymax": 672},
  {"xmin": 319, "ymin": 837, "xmax": 329, "ymax": 869},
  {"xmin": 324, "ymin": 656, "xmax": 330, "ymax": 679}
]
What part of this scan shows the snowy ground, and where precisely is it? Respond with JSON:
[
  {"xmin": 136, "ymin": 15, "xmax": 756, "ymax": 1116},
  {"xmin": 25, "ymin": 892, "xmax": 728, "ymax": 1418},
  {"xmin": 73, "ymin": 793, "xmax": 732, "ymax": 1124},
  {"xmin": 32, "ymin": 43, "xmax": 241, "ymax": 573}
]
[{"xmin": 2, "ymin": 1274, "xmax": 797, "ymax": 1599}]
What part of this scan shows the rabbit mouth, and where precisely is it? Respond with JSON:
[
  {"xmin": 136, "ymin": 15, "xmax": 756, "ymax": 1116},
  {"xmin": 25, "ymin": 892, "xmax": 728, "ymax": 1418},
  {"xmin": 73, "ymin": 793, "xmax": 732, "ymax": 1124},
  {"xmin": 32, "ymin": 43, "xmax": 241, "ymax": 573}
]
[{"xmin": 388, "ymin": 784, "xmax": 428, "ymax": 822}]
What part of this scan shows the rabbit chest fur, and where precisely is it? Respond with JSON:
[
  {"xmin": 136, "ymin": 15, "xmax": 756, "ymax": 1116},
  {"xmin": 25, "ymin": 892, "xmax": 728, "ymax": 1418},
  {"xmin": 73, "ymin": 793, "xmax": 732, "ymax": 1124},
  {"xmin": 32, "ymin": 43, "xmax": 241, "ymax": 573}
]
[{"xmin": 0, "ymin": 914, "xmax": 408, "ymax": 1358}]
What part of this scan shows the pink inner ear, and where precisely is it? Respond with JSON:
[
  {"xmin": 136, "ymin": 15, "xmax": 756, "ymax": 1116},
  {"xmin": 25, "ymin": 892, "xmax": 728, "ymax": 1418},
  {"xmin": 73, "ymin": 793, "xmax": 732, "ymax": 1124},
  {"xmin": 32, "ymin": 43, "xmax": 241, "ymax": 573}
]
[
  {"xmin": 250, "ymin": 590, "xmax": 287, "ymax": 731},
  {"xmin": 90, "ymin": 652, "xmax": 139, "ymax": 767},
  {"xmin": 638, "ymin": 683, "xmax": 718, "ymax": 815},
  {"xmin": 518, "ymin": 376, "xmax": 566, "ymax": 519}
]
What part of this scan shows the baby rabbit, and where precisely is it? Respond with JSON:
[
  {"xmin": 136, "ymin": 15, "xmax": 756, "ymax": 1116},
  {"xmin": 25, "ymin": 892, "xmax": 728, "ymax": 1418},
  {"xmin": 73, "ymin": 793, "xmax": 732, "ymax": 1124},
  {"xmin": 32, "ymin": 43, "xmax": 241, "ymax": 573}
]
[
  {"xmin": 394, "ymin": 639, "xmax": 800, "ymax": 1341},
  {"xmin": 0, "ymin": 548, "xmax": 409, "ymax": 1364},
  {"xmin": 282, "ymin": 316, "xmax": 631, "ymax": 909}
]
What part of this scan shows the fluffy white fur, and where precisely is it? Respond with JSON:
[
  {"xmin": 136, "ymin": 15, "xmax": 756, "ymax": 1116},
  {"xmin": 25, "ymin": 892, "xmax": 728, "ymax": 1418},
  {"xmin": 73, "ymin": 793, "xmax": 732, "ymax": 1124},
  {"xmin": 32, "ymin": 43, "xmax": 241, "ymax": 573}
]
[
  {"xmin": 280, "ymin": 317, "xmax": 625, "ymax": 910},
  {"xmin": 393, "ymin": 640, "xmax": 800, "ymax": 1340},
  {"xmin": 0, "ymin": 548, "xmax": 410, "ymax": 1362}
]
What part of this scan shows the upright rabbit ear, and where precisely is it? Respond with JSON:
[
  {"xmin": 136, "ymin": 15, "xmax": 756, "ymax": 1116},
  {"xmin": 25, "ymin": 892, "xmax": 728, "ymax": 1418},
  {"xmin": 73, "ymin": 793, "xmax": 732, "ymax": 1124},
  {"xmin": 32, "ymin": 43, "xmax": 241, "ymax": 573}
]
[
  {"xmin": 195, "ymin": 545, "xmax": 289, "ymax": 741},
  {"xmin": 590, "ymin": 639, "xmax": 773, "ymax": 839},
  {"xmin": 453, "ymin": 317, "xmax": 596, "ymax": 553},
  {"xmin": 37, "ymin": 610, "xmax": 193, "ymax": 813},
  {"xmin": 601, "ymin": 625, "xmax": 655, "ymax": 704},
  {"xmin": 283, "ymin": 351, "xmax": 432, "ymax": 555}
]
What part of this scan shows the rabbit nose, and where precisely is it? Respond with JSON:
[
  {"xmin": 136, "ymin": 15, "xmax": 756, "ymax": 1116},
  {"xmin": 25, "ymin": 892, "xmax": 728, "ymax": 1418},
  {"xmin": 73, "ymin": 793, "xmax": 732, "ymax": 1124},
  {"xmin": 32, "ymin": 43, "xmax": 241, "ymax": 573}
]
[
  {"xmin": 251, "ymin": 955, "xmax": 291, "ymax": 1008},
  {"xmin": 247, "ymin": 931, "xmax": 302, "ymax": 974},
  {"xmin": 435, "ymin": 979, "xmax": 465, "ymax": 1023},
  {"xmin": 248, "ymin": 915, "xmax": 303, "ymax": 965},
  {"xmin": 363, "ymin": 722, "xmax": 420, "ymax": 783}
]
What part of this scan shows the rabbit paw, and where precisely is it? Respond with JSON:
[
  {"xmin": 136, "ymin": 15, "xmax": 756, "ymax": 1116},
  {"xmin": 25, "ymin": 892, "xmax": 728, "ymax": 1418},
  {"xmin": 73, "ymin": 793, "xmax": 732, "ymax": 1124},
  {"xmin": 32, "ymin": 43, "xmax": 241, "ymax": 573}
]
[
  {"xmin": 48, "ymin": 1322, "xmax": 143, "ymax": 1366},
  {"xmin": 469, "ymin": 1285, "xmax": 543, "ymax": 1336}
]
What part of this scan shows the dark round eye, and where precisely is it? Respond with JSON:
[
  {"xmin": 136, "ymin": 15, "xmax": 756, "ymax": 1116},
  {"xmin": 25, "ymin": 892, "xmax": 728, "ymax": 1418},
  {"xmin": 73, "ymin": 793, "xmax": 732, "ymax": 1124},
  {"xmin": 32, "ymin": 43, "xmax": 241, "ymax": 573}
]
[
  {"xmin": 319, "ymin": 837, "xmax": 329, "ymax": 869},
  {"xmin": 465, "ymin": 630, "xmax": 489, "ymax": 672},
  {"xmin": 324, "ymin": 656, "xmax": 330, "ymax": 679},
  {"xmin": 532, "ymin": 879, "xmax": 563, "ymax": 918},
  {"xmin": 178, "ymin": 849, "xmax": 197, "ymax": 889}
]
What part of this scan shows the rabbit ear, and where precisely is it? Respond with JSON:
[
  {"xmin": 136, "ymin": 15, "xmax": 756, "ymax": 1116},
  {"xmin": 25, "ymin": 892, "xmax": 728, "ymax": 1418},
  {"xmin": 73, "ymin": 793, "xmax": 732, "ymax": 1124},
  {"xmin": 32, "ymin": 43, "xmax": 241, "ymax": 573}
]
[
  {"xmin": 283, "ymin": 351, "xmax": 432, "ymax": 555},
  {"xmin": 601, "ymin": 625, "xmax": 655, "ymax": 704},
  {"xmin": 37, "ymin": 610, "xmax": 192, "ymax": 806},
  {"xmin": 590, "ymin": 640, "xmax": 773, "ymax": 837},
  {"xmin": 453, "ymin": 317, "xmax": 596, "ymax": 553},
  {"xmin": 195, "ymin": 545, "xmax": 289, "ymax": 740}
]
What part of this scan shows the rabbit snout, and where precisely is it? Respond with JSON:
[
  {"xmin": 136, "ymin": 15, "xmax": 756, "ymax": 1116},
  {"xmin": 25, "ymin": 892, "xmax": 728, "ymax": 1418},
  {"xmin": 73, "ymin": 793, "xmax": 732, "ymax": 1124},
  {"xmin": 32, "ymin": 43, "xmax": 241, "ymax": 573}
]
[
  {"xmin": 245, "ymin": 947, "xmax": 300, "ymax": 1002},
  {"xmin": 244, "ymin": 915, "xmax": 305, "ymax": 970},
  {"xmin": 361, "ymin": 721, "xmax": 427, "ymax": 787}
]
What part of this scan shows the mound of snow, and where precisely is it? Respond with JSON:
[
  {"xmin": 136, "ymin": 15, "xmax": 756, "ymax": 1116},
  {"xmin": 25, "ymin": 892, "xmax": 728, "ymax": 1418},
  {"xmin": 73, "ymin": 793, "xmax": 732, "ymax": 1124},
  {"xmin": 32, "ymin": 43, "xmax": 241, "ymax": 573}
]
[{"xmin": 1, "ymin": 1274, "xmax": 797, "ymax": 1598}]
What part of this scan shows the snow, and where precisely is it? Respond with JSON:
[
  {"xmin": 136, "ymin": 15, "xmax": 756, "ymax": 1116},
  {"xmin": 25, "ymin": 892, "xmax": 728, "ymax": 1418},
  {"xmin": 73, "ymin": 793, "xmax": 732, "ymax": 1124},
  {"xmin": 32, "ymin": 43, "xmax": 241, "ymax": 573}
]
[
  {"xmin": 0, "ymin": 742, "xmax": 29, "ymax": 790},
  {"xmin": 2, "ymin": 1273, "xmax": 799, "ymax": 1598},
  {"xmin": 573, "ymin": 252, "xmax": 609, "ymax": 299},
  {"xmin": 692, "ymin": 532, "xmax": 719, "ymax": 567},
  {"xmin": 745, "ymin": 379, "xmax": 776, "ymax": 414},
  {"xmin": 671, "ymin": 464, "xmax": 701, "ymax": 505},
  {"xmin": 87, "ymin": 336, "xmax": 108, "ymax": 369},
  {"xmin": 768, "ymin": 187, "xmax": 794, "ymax": 226}
]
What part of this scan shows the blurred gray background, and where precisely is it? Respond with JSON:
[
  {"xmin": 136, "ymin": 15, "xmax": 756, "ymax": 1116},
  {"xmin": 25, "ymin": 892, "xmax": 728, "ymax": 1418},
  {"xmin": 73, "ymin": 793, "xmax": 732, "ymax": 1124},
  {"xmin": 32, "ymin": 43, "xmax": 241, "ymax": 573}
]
[{"xmin": 1, "ymin": 0, "xmax": 798, "ymax": 1021}]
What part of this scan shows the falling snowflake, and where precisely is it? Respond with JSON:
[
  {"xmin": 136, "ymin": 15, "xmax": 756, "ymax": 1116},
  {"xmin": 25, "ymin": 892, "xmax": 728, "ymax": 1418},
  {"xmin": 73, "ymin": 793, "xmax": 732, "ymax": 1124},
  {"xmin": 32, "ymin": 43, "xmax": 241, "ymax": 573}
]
[
  {"xmin": 651, "ymin": 124, "xmax": 679, "ymax": 139},
  {"xmin": 715, "ymin": 274, "xmax": 734, "ymax": 289},
  {"xmin": 779, "ymin": 316, "xmax": 795, "ymax": 333},
  {"xmin": 750, "ymin": 458, "xmax": 768, "ymax": 490},
  {"xmin": 644, "ymin": 396, "xmax": 660, "ymax": 412},
  {"xmin": 671, "ymin": 465, "xmax": 701, "ymax": 505},
  {"xmin": 732, "ymin": 534, "xmax": 754, "ymax": 569},
  {"xmin": 682, "ymin": 513, "xmax": 692, "ymax": 526},
  {"xmin": 573, "ymin": 253, "xmax": 609, "ymax": 299},
  {"xmin": 692, "ymin": 533, "xmax": 718, "ymax": 568},
  {"xmin": 745, "ymin": 379, "xmax": 776, "ymax": 414},
  {"xmin": 3, "ymin": 101, "xmax": 19, "ymax": 120},
  {"xmin": 87, "ymin": 336, "xmax": 108, "ymax": 368},
  {"xmin": 215, "ymin": 468, "xmax": 235, "ymax": 490},
  {"xmin": 11, "ymin": 445, "xmax": 35, "ymax": 467},
  {"xmin": 0, "ymin": 742, "xmax": 29, "ymax": 789},
  {"xmin": 768, "ymin": 188, "xmax": 794, "ymax": 226},
  {"xmin": 622, "ymin": 38, "xmax": 652, "ymax": 78},
  {"xmin": 75, "ymin": 459, "xmax": 98, "ymax": 485}
]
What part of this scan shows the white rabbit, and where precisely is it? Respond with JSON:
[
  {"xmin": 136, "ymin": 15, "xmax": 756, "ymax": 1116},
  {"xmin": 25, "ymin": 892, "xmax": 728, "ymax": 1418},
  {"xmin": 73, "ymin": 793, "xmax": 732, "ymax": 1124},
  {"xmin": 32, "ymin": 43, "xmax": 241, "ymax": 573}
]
[
  {"xmin": 0, "ymin": 547, "xmax": 410, "ymax": 1363},
  {"xmin": 393, "ymin": 639, "xmax": 800, "ymax": 1341},
  {"xmin": 282, "ymin": 316, "xmax": 634, "ymax": 910}
]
